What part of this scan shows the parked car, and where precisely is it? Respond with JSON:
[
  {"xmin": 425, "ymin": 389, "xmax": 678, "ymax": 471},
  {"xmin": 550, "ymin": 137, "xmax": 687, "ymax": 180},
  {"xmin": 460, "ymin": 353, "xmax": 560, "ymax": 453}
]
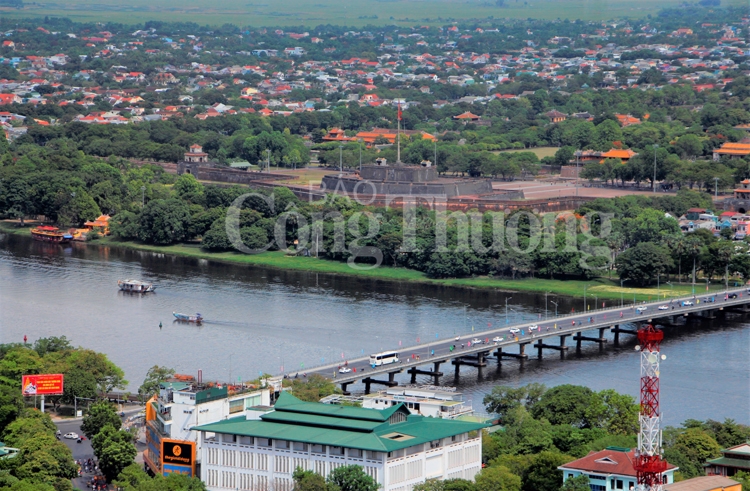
[
  {"xmin": 492, "ymin": 336, "xmax": 504, "ymax": 343},
  {"xmin": 64, "ymin": 432, "xmax": 78, "ymax": 440},
  {"xmin": 471, "ymin": 338, "xmax": 483, "ymax": 345}
]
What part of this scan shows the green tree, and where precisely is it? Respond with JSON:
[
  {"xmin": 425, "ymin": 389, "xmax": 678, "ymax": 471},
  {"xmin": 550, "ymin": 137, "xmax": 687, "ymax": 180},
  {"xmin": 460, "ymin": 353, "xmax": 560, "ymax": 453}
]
[
  {"xmin": 413, "ymin": 479, "xmax": 478, "ymax": 491},
  {"xmin": 138, "ymin": 365, "xmax": 175, "ymax": 401},
  {"xmin": 530, "ymin": 385, "xmax": 598, "ymax": 428},
  {"xmin": 560, "ymin": 474, "xmax": 590, "ymax": 491},
  {"xmin": 522, "ymin": 451, "xmax": 574, "ymax": 491},
  {"xmin": 114, "ymin": 463, "xmax": 208, "ymax": 491},
  {"xmin": 474, "ymin": 465, "xmax": 522, "ymax": 491},
  {"xmin": 664, "ymin": 427, "xmax": 722, "ymax": 479},
  {"xmin": 326, "ymin": 465, "xmax": 379, "ymax": 491},
  {"xmin": 283, "ymin": 375, "xmax": 339, "ymax": 402},
  {"xmin": 81, "ymin": 401, "xmax": 121, "ymax": 439},
  {"xmin": 616, "ymin": 242, "xmax": 674, "ymax": 287},
  {"xmin": 293, "ymin": 467, "xmax": 340, "ymax": 491},
  {"xmin": 675, "ymin": 134, "xmax": 703, "ymax": 159},
  {"xmin": 138, "ymin": 198, "xmax": 192, "ymax": 245},
  {"xmin": 92, "ymin": 424, "xmax": 137, "ymax": 482}
]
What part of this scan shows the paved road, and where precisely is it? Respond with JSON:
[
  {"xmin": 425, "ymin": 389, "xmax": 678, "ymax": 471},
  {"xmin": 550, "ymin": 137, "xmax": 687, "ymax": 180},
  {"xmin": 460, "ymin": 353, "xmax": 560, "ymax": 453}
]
[
  {"xmin": 283, "ymin": 286, "xmax": 750, "ymax": 384},
  {"xmin": 54, "ymin": 408, "xmax": 146, "ymax": 490}
]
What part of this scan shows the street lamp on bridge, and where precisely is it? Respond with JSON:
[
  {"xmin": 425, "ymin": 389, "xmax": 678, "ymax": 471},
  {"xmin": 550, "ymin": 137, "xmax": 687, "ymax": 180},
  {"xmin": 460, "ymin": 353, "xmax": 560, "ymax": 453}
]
[
  {"xmin": 505, "ymin": 296, "xmax": 513, "ymax": 324},
  {"xmin": 550, "ymin": 300, "xmax": 558, "ymax": 317}
]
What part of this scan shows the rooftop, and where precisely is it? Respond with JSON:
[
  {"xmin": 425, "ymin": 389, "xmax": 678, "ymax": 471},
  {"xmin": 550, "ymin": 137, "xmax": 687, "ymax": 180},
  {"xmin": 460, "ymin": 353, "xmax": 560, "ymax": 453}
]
[
  {"xmin": 194, "ymin": 392, "xmax": 488, "ymax": 452},
  {"xmin": 663, "ymin": 475, "xmax": 740, "ymax": 491}
]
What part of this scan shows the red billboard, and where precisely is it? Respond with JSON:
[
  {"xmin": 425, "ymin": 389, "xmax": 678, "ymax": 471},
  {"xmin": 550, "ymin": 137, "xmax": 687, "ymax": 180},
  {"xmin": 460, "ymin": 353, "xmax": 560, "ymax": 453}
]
[{"xmin": 22, "ymin": 374, "xmax": 64, "ymax": 396}]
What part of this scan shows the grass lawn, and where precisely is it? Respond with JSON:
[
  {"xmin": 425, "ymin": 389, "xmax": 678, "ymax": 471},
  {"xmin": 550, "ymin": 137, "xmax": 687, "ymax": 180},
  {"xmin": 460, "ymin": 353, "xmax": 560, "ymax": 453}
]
[
  {"xmin": 497, "ymin": 147, "xmax": 560, "ymax": 159},
  {"xmin": 1, "ymin": 220, "xmax": 730, "ymax": 301},
  {"xmin": 1, "ymin": 0, "xmax": 746, "ymax": 26}
]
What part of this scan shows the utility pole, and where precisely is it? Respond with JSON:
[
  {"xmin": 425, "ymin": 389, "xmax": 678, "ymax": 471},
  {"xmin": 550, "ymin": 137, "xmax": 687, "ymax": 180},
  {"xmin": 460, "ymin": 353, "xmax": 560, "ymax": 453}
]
[
  {"xmin": 434, "ymin": 139, "xmax": 437, "ymax": 168},
  {"xmin": 550, "ymin": 300, "xmax": 558, "ymax": 317},
  {"xmin": 545, "ymin": 291, "xmax": 550, "ymax": 320},
  {"xmin": 714, "ymin": 177, "xmax": 719, "ymax": 200},
  {"xmin": 359, "ymin": 142, "xmax": 362, "ymax": 171},
  {"xmin": 575, "ymin": 151, "xmax": 580, "ymax": 197},
  {"xmin": 339, "ymin": 144, "xmax": 343, "ymax": 173},
  {"xmin": 652, "ymin": 144, "xmax": 659, "ymax": 193},
  {"xmin": 266, "ymin": 149, "xmax": 271, "ymax": 173},
  {"xmin": 141, "ymin": 185, "xmax": 145, "ymax": 208}
]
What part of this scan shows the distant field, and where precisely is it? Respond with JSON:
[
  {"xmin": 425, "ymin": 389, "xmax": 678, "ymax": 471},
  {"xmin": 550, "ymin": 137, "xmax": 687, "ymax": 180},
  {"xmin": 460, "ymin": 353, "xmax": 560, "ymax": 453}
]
[
  {"xmin": 497, "ymin": 146, "xmax": 559, "ymax": 159},
  {"xmin": 1, "ymin": 0, "xmax": 745, "ymax": 27}
]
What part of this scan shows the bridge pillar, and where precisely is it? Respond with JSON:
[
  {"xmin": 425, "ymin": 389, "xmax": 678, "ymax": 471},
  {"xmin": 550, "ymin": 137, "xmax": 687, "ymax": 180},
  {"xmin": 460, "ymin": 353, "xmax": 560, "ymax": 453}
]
[
  {"xmin": 576, "ymin": 332, "xmax": 582, "ymax": 351},
  {"xmin": 340, "ymin": 383, "xmax": 350, "ymax": 395},
  {"xmin": 454, "ymin": 360, "xmax": 460, "ymax": 379},
  {"xmin": 519, "ymin": 342, "xmax": 528, "ymax": 359},
  {"xmin": 537, "ymin": 342, "xmax": 543, "ymax": 360},
  {"xmin": 364, "ymin": 379, "xmax": 372, "ymax": 395},
  {"xmin": 388, "ymin": 372, "xmax": 396, "ymax": 383},
  {"xmin": 494, "ymin": 348, "xmax": 502, "ymax": 368},
  {"xmin": 477, "ymin": 353, "xmax": 485, "ymax": 378},
  {"xmin": 409, "ymin": 368, "xmax": 417, "ymax": 384}
]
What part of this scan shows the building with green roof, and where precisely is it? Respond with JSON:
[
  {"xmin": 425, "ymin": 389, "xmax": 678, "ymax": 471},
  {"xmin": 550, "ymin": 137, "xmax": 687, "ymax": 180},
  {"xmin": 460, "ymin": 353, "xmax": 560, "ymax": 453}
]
[{"xmin": 195, "ymin": 392, "xmax": 489, "ymax": 491}]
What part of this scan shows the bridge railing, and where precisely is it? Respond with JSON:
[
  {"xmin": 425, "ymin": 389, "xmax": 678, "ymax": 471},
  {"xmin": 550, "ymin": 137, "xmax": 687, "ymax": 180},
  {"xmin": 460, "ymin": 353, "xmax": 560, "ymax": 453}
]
[{"xmin": 282, "ymin": 286, "xmax": 749, "ymax": 378}]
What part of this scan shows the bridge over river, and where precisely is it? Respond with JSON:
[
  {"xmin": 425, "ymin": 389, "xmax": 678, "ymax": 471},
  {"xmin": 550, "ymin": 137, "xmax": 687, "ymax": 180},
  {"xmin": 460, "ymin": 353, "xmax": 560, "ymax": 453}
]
[{"xmin": 277, "ymin": 287, "xmax": 750, "ymax": 394}]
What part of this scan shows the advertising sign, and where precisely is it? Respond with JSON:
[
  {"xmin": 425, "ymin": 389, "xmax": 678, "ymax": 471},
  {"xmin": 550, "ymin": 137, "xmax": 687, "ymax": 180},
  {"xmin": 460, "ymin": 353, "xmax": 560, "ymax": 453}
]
[
  {"xmin": 161, "ymin": 439, "xmax": 195, "ymax": 476},
  {"xmin": 21, "ymin": 374, "xmax": 64, "ymax": 396}
]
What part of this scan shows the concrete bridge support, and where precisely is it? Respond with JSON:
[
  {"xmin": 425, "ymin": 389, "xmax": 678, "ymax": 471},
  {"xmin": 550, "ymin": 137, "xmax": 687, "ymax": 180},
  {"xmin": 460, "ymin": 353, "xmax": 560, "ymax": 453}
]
[
  {"xmin": 611, "ymin": 325, "xmax": 637, "ymax": 346},
  {"xmin": 362, "ymin": 371, "xmax": 400, "ymax": 394},
  {"xmin": 574, "ymin": 330, "xmax": 608, "ymax": 351},
  {"xmin": 340, "ymin": 382, "xmax": 351, "ymax": 395},
  {"xmin": 451, "ymin": 352, "xmax": 489, "ymax": 379},
  {"xmin": 534, "ymin": 335, "xmax": 570, "ymax": 360},
  {"xmin": 408, "ymin": 362, "xmax": 443, "ymax": 384}
]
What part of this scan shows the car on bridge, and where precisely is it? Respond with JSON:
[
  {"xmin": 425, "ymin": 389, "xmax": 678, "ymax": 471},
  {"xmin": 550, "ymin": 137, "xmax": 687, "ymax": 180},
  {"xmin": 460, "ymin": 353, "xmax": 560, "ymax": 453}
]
[
  {"xmin": 509, "ymin": 328, "xmax": 520, "ymax": 334},
  {"xmin": 728, "ymin": 293, "xmax": 738, "ymax": 299},
  {"xmin": 492, "ymin": 336, "xmax": 504, "ymax": 343},
  {"xmin": 471, "ymin": 338, "xmax": 483, "ymax": 345},
  {"xmin": 528, "ymin": 324, "xmax": 539, "ymax": 331},
  {"xmin": 683, "ymin": 300, "xmax": 694, "ymax": 306},
  {"xmin": 338, "ymin": 367, "xmax": 351, "ymax": 374},
  {"xmin": 636, "ymin": 306, "xmax": 647, "ymax": 314},
  {"xmin": 658, "ymin": 305, "xmax": 669, "ymax": 310}
]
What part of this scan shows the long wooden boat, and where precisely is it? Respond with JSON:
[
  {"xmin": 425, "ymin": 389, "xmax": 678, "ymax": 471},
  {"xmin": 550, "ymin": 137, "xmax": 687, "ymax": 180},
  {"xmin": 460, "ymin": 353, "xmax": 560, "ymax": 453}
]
[
  {"xmin": 118, "ymin": 279, "xmax": 155, "ymax": 293},
  {"xmin": 173, "ymin": 312, "xmax": 203, "ymax": 323},
  {"xmin": 30, "ymin": 226, "xmax": 72, "ymax": 243}
]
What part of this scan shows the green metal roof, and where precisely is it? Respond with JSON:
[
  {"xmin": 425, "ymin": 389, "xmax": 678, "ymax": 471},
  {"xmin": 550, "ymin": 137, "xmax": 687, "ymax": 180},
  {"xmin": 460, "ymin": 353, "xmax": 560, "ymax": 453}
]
[
  {"xmin": 705, "ymin": 457, "xmax": 750, "ymax": 470},
  {"xmin": 194, "ymin": 392, "xmax": 489, "ymax": 452},
  {"xmin": 273, "ymin": 392, "xmax": 398, "ymax": 422},
  {"xmin": 160, "ymin": 381, "xmax": 190, "ymax": 391}
]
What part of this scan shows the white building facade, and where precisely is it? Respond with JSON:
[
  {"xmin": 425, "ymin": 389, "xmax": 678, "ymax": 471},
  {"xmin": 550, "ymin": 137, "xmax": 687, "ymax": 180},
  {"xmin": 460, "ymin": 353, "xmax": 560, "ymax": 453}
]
[{"xmin": 195, "ymin": 392, "xmax": 487, "ymax": 491}]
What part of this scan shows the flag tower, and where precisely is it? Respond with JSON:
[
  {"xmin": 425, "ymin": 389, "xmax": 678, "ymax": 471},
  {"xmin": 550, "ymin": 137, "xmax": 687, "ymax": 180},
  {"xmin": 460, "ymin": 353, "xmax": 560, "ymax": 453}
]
[
  {"xmin": 397, "ymin": 101, "xmax": 402, "ymax": 163},
  {"xmin": 634, "ymin": 324, "xmax": 668, "ymax": 491}
]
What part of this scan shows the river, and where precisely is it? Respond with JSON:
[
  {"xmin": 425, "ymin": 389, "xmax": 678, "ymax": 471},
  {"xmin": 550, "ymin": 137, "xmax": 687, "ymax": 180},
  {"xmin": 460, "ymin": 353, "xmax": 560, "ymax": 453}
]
[{"xmin": 0, "ymin": 232, "xmax": 747, "ymax": 426}]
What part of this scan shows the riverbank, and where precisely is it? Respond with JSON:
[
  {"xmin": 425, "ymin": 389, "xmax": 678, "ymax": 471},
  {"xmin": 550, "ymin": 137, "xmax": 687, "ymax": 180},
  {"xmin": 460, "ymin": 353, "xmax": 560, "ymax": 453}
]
[{"xmin": 0, "ymin": 220, "xmax": 729, "ymax": 301}]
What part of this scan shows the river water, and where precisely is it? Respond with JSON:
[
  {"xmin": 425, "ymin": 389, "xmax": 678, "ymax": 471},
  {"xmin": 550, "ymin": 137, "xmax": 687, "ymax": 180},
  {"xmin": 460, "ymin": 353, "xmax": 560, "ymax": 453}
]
[{"xmin": 0, "ymin": 232, "xmax": 747, "ymax": 425}]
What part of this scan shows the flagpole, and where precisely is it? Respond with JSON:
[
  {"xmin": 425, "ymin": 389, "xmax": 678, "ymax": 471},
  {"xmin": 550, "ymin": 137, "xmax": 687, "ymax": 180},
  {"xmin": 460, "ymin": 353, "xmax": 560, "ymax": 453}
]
[{"xmin": 397, "ymin": 101, "xmax": 401, "ymax": 163}]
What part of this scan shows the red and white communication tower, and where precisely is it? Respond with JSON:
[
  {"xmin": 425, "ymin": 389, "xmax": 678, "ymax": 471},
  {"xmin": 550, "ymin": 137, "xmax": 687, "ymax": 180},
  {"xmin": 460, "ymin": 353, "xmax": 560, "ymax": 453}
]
[{"xmin": 634, "ymin": 324, "xmax": 668, "ymax": 491}]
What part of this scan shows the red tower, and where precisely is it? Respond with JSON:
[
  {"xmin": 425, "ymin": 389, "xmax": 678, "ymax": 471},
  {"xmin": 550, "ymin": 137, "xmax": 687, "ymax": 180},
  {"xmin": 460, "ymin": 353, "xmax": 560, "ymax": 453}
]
[{"xmin": 634, "ymin": 325, "xmax": 668, "ymax": 491}]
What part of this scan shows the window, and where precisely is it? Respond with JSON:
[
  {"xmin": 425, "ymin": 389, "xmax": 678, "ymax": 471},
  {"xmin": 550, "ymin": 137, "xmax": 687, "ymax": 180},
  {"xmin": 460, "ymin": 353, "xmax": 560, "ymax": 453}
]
[
  {"xmin": 239, "ymin": 436, "xmax": 253, "ymax": 446},
  {"xmin": 223, "ymin": 434, "xmax": 236, "ymax": 443},
  {"xmin": 617, "ymin": 480, "xmax": 624, "ymax": 489},
  {"xmin": 245, "ymin": 394, "xmax": 262, "ymax": 408},
  {"xmin": 229, "ymin": 399, "xmax": 244, "ymax": 414},
  {"xmin": 258, "ymin": 438, "xmax": 271, "ymax": 448},
  {"xmin": 293, "ymin": 442, "xmax": 308, "ymax": 452},
  {"xmin": 349, "ymin": 449, "xmax": 363, "ymax": 458},
  {"xmin": 311, "ymin": 444, "xmax": 325, "ymax": 454},
  {"xmin": 276, "ymin": 440, "xmax": 289, "ymax": 450},
  {"xmin": 590, "ymin": 486, "xmax": 606, "ymax": 491},
  {"xmin": 330, "ymin": 446, "xmax": 344, "ymax": 456}
]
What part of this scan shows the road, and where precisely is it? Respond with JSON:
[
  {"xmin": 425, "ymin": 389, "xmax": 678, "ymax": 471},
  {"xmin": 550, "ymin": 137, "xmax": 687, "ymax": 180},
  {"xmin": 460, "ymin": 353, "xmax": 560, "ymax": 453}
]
[
  {"xmin": 54, "ymin": 407, "xmax": 147, "ymax": 489},
  {"xmin": 285, "ymin": 286, "xmax": 750, "ymax": 385}
]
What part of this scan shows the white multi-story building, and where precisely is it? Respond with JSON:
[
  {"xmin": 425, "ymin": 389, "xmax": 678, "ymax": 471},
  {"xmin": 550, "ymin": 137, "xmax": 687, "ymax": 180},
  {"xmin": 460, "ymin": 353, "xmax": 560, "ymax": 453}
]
[
  {"xmin": 145, "ymin": 379, "xmax": 271, "ymax": 476},
  {"xmin": 195, "ymin": 392, "xmax": 488, "ymax": 491}
]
